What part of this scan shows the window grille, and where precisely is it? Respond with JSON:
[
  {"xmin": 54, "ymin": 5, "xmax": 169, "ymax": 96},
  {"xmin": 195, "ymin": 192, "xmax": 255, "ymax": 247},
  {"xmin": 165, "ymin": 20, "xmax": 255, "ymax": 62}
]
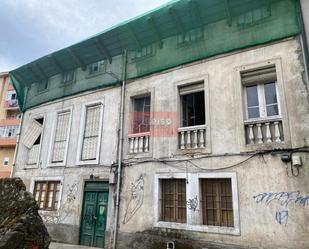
[
  {"xmin": 160, "ymin": 179, "xmax": 187, "ymax": 223},
  {"xmin": 52, "ymin": 111, "xmax": 70, "ymax": 163},
  {"xmin": 81, "ymin": 105, "xmax": 101, "ymax": 161},
  {"xmin": 33, "ymin": 181, "xmax": 61, "ymax": 210},
  {"xmin": 201, "ymin": 178, "xmax": 234, "ymax": 227}
]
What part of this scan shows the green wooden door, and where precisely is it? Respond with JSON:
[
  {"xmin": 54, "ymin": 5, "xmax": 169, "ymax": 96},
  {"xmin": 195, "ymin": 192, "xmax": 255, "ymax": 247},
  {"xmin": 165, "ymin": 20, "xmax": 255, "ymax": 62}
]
[{"xmin": 80, "ymin": 183, "xmax": 109, "ymax": 248}]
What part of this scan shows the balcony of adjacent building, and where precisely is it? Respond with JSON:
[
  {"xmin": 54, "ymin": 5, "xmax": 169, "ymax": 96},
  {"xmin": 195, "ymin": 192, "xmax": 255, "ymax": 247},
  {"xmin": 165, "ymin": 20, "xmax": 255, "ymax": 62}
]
[{"xmin": 0, "ymin": 119, "xmax": 20, "ymax": 147}]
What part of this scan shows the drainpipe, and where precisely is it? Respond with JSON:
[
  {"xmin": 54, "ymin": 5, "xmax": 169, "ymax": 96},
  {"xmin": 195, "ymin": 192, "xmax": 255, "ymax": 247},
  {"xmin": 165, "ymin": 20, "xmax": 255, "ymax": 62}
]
[
  {"xmin": 298, "ymin": 0, "xmax": 309, "ymax": 94},
  {"xmin": 11, "ymin": 113, "xmax": 24, "ymax": 178},
  {"xmin": 112, "ymin": 49, "xmax": 127, "ymax": 249}
]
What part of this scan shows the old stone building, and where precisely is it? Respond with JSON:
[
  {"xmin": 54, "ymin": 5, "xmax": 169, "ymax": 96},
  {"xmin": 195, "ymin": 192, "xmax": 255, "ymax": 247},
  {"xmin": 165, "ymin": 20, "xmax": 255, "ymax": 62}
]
[{"xmin": 10, "ymin": 0, "xmax": 309, "ymax": 249}]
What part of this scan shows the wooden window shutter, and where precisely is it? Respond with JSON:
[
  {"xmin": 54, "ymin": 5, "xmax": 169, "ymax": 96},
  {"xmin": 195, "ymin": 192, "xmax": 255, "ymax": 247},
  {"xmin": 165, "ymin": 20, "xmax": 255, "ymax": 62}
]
[
  {"xmin": 52, "ymin": 112, "xmax": 70, "ymax": 162},
  {"xmin": 21, "ymin": 120, "xmax": 42, "ymax": 148},
  {"xmin": 82, "ymin": 105, "xmax": 101, "ymax": 160}
]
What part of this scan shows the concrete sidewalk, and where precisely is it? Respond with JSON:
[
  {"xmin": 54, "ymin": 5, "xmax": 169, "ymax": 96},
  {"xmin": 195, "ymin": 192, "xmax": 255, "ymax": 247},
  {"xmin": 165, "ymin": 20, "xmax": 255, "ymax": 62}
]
[{"xmin": 49, "ymin": 242, "xmax": 99, "ymax": 249}]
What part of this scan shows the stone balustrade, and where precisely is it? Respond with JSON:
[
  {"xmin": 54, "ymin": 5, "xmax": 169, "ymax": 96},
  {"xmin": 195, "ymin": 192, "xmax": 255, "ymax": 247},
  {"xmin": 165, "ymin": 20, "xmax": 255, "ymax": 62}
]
[
  {"xmin": 244, "ymin": 119, "xmax": 283, "ymax": 145},
  {"xmin": 128, "ymin": 132, "xmax": 150, "ymax": 154},
  {"xmin": 178, "ymin": 125, "xmax": 206, "ymax": 149}
]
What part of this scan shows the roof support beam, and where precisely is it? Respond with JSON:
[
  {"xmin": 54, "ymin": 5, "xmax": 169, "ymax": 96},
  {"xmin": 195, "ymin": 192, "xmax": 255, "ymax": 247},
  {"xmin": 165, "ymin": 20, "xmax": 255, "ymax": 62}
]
[
  {"xmin": 47, "ymin": 55, "xmax": 64, "ymax": 74},
  {"xmin": 169, "ymin": 7, "xmax": 186, "ymax": 36},
  {"xmin": 224, "ymin": 0, "xmax": 232, "ymax": 27},
  {"xmin": 26, "ymin": 65, "xmax": 41, "ymax": 82},
  {"xmin": 67, "ymin": 48, "xmax": 86, "ymax": 71},
  {"xmin": 34, "ymin": 63, "xmax": 48, "ymax": 79},
  {"xmin": 125, "ymin": 24, "xmax": 142, "ymax": 50},
  {"xmin": 189, "ymin": 0, "xmax": 203, "ymax": 27},
  {"xmin": 95, "ymin": 38, "xmax": 112, "ymax": 64},
  {"xmin": 147, "ymin": 17, "xmax": 163, "ymax": 49}
]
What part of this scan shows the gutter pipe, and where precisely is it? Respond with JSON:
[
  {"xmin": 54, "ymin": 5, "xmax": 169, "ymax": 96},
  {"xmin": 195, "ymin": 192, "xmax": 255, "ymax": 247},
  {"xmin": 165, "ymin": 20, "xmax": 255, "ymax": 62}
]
[{"xmin": 112, "ymin": 49, "xmax": 127, "ymax": 249}]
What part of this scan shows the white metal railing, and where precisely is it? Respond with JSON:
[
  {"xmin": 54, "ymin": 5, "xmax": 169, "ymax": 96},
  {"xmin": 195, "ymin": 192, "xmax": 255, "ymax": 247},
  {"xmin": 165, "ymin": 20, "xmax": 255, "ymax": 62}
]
[
  {"xmin": 244, "ymin": 118, "xmax": 283, "ymax": 144},
  {"xmin": 128, "ymin": 132, "xmax": 150, "ymax": 154},
  {"xmin": 178, "ymin": 125, "xmax": 206, "ymax": 149},
  {"xmin": 0, "ymin": 125, "xmax": 19, "ymax": 138}
]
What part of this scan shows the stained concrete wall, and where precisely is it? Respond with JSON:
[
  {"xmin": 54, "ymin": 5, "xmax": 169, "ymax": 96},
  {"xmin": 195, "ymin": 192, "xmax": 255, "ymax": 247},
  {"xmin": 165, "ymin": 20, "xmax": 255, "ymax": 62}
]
[{"xmin": 118, "ymin": 37, "xmax": 309, "ymax": 249}]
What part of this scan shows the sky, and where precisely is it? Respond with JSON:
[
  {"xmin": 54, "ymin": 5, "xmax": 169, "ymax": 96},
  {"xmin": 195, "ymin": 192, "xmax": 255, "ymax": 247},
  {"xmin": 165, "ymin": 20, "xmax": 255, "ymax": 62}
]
[{"xmin": 0, "ymin": 0, "xmax": 170, "ymax": 72}]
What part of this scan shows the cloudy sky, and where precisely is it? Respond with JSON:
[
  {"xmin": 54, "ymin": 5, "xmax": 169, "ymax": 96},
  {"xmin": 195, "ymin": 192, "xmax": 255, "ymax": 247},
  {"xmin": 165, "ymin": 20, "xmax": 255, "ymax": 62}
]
[{"xmin": 0, "ymin": 0, "xmax": 170, "ymax": 72}]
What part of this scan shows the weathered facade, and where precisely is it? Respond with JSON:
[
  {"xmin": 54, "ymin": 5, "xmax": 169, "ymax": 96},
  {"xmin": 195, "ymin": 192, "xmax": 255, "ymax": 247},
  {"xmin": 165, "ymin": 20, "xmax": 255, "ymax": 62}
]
[{"xmin": 10, "ymin": 0, "xmax": 309, "ymax": 249}]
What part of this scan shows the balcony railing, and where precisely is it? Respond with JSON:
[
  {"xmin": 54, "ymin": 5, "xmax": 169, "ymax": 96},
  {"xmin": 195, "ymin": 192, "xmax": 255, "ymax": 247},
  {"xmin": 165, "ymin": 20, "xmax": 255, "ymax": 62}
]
[
  {"xmin": 4, "ymin": 99, "xmax": 18, "ymax": 108},
  {"xmin": 244, "ymin": 118, "xmax": 284, "ymax": 145},
  {"xmin": 128, "ymin": 132, "xmax": 150, "ymax": 154},
  {"xmin": 178, "ymin": 125, "xmax": 206, "ymax": 149}
]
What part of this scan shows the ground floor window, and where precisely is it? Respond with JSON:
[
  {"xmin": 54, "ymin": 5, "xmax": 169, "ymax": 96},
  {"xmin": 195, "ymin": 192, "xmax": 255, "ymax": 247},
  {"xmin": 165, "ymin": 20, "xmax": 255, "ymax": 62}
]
[
  {"xmin": 33, "ymin": 181, "xmax": 61, "ymax": 211},
  {"xmin": 160, "ymin": 179, "xmax": 187, "ymax": 223},
  {"xmin": 201, "ymin": 178, "xmax": 233, "ymax": 227}
]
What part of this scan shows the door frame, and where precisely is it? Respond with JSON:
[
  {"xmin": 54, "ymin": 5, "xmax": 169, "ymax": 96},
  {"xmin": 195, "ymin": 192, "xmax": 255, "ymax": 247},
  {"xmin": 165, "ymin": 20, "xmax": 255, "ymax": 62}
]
[{"xmin": 79, "ymin": 180, "xmax": 109, "ymax": 247}]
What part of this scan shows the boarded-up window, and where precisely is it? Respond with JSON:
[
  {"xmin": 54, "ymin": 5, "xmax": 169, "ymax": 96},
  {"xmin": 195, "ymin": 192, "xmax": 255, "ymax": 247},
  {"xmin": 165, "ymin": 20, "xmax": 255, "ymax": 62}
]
[
  {"xmin": 52, "ymin": 111, "xmax": 70, "ymax": 163},
  {"xmin": 33, "ymin": 181, "xmax": 61, "ymax": 211},
  {"xmin": 201, "ymin": 178, "xmax": 234, "ymax": 227},
  {"xmin": 160, "ymin": 179, "xmax": 186, "ymax": 223},
  {"xmin": 81, "ymin": 105, "xmax": 101, "ymax": 161}
]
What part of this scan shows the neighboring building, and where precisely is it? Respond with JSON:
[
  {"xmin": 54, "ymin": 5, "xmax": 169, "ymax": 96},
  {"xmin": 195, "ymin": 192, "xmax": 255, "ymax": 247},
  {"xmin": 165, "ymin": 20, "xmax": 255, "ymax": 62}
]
[
  {"xmin": 9, "ymin": 1, "xmax": 309, "ymax": 249},
  {"xmin": 0, "ymin": 72, "xmax": 20, "ymax": 178}
]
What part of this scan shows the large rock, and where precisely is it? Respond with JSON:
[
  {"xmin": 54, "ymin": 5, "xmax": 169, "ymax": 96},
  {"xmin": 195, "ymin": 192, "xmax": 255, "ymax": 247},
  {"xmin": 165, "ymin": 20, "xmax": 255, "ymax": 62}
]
[{"xmin": 0, "ymin": 178, "xmax": 51, "ymax": 249}]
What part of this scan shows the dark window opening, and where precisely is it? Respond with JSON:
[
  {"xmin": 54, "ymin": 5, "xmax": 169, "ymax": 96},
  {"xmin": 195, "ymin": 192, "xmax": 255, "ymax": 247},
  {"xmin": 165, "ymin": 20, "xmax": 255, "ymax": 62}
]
[
  {"xmin": 181, "ymin": 91, "xmax": 205, "ymax": 127},
  {"xmin": 132, "ymin": 96, "xmax": 151, "ymax": 133}
]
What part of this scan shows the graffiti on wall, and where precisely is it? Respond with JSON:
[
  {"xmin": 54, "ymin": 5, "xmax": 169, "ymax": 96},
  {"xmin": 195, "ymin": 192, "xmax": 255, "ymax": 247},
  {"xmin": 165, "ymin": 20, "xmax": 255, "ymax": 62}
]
[
  {"xmin": 123, "ymin": 174, "xmax": 144, "ymax": 224},
  {"xmin": 187, "ymin": 195, "xmax": 199, "ymax": 212},
  {"xmin": 41, "ymin": 181, "xmax": 79, "ymax": 224},
  {"xmin": 253, "ymin": 191, "xmax": 309, "ymax": 225}
]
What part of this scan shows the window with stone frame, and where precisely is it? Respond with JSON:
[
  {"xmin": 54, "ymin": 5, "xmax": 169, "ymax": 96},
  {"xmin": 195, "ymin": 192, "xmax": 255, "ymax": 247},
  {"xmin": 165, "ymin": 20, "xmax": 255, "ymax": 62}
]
[
  {"xmin": 33, "ymin": 181, "xmax": 61, "ymax": 211},
  {"xmin": 51, "ymin": 111, "xmax": 71, "ymax": 163},
  {"xmin": 81, "ymin": 104, "xmax": 102, "ymax": 161},
  {"xmin": 160, "ymin": 179, "xmax": 187, "ymax": 223},
  {"xmin": 131, "ymin": 95, "xmax": 151, "ymax": 134},
  {"xmin": 242, "ymin": 65, "xmax": 283, "ymax": 144},
  {"xmin": 201, "ymin": 178, "xmax": 234, "ymax": 227},
  {"xmin": 179, "ymin": 82, "xmax": 205, "ymax": 127}
]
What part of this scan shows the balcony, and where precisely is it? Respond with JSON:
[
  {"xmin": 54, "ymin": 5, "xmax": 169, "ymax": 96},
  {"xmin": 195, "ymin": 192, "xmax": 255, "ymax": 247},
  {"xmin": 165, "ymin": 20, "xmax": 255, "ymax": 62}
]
[
  {"xmin": 178, "ymin": 125, "xmax": 206, "ymax": 149},
  {"xmin": 128, "ymin": 132, "xmax": 150, "ymax": 154},
  {"xmin": 4, "ymin": 99, "xmax": 19, "ymax": 109},
  {"xmin": 0, "ymin": 124, "xmax": 19, "ymax": 147},
  {"xmin": 244, "ymin": 118, "xmax": 284, "ymax": 145}
]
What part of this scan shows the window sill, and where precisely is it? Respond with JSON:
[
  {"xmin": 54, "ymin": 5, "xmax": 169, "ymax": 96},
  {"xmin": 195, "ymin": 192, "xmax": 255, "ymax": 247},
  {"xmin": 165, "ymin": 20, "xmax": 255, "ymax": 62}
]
[
  {"xmin": 85, "ymin": 71, "xmax": 106, "ymax": 79},
  {"xmin": 244, "ymin": 116, "xmax": 282, "ymax": 124},
  {"xmin": 46, "ymin": 162, "xmax": 66, "ymax": 168},
  {"xmin": 154, "ymin": 221, "xmax": 240, "ymax": 236},
  {"xmin": 76, "ymin": 159, "xmax": 99, "ymax": 166},
  {"xmin": 24, "ymin": 164, "xmax": 39, "ymax": 169},
  {"xmin": 59, "ymin": 80, "xmax": 76, "ymax": 87}
]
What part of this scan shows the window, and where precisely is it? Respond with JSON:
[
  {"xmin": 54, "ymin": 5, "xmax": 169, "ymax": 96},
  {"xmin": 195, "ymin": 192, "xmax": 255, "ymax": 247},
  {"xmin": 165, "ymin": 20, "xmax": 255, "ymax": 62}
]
[
  {"xmin": 3, "ymin": 157, "xmax": 9, "ymax": 166},
  {"xmin": 20, "ymin": 117, "xmax": 44, "ymax": 165},
  {"xmin": 201, "ymin": 179, "xmax": 233, "ymax": 227},
  {"xmin": 237, "ymin": 6, "xmax": 271, "ymax": 28},
  {"xmin": 178, "ymin": 28, "xmax": 203, "ymax": 45},
  {"xmin": 81, "ymin": 104, "xmax": 102, "ymax": 161},
  {"xmin": 33, "ymin": 181, "xmax": 61, "ymax": 210},
  {"xmin": 245, "ymin": 82, "xmax": 279, "ymax": 119},
  {"xmin": 6, "ymin": 90, "xmax": 17, "ymax": 101},
  {"xmin": 160, "ymin": 179, "xmax": 186, "ymax": 223},
  {"xmin": 51, "ymin": 111, "xmax": 71, "ymax": 163},
  {"xmin": 132, "ymin": 96, "xmax": 151, "ymax": 133},
  {"xmin": 132, "ymin": 44, "xmax": 156, "ymax": 61},
  {"xmin": 37, "ymin": 79, "xmax": 49, "ymax": 93},
  {"xmin": 242, "ymin": 66, "xmax": 283, "ymax": 144},
  {"xmin": 179, "ymin": 83, "xmax": 205, "ymax": 127},
  {"xmin": 0, "ymin": 125, "xmax": 19, "ymax": 138},
  {"xmin": 62, "ymin": 70, "xmax": 75, "ymax": 83},
  {"xmin": 88, "ymin": 60, "xmax": 105, "ymax": 75}
]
